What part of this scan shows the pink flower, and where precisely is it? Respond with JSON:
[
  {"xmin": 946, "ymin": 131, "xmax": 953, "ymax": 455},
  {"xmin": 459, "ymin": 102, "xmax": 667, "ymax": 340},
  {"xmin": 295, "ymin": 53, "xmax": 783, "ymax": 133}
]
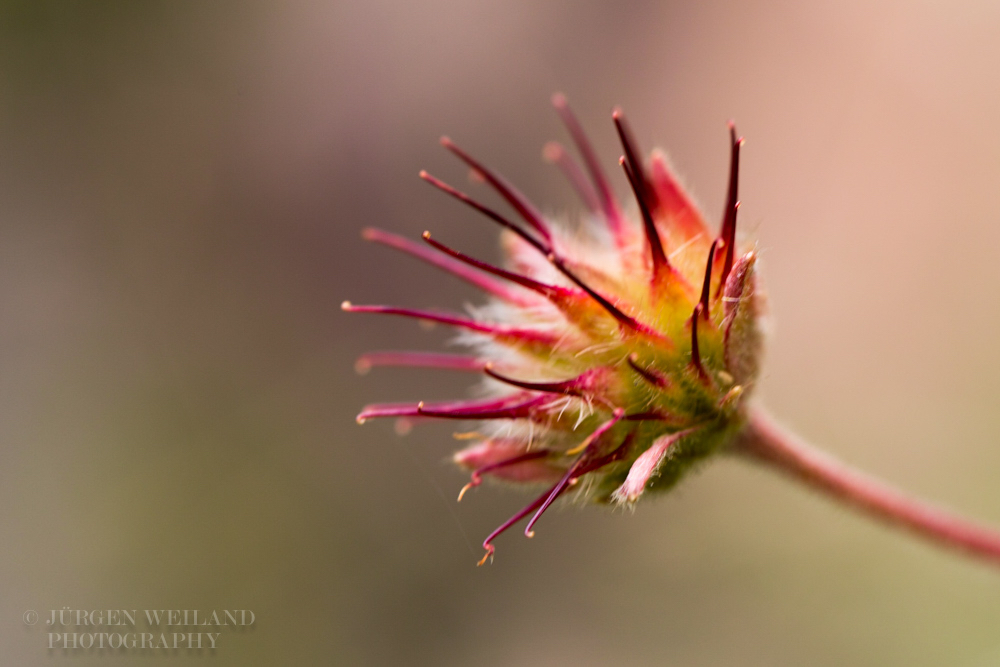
[{"xmin": 345, "ymin": 94, "xmax": 764, "ymax": 564}]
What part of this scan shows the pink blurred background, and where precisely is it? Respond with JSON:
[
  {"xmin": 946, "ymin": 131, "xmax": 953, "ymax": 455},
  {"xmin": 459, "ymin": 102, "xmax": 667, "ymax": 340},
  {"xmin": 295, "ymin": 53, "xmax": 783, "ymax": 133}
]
[{"xmin": 3, "ymin": 1, "xmax": 1000, "ymax": 664}]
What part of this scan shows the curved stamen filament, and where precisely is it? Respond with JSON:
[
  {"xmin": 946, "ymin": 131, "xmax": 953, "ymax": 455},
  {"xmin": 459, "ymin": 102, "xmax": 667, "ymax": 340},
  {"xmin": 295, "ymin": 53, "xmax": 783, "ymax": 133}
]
[
  {"xmin": 699, "ymin": 240, "xmax": 719, "ymax": 319},
  {"xmin": 421, "ymin": 232, "xmax": 563, "ymax": 299},
  {"xmin": 543, "ymin": 140, "xmax": 602, "ymax": 214},
  {"xmin": 484, "ymin": 364, "xmax": 587, "ymax": 396},
  {"xmin": 354, "ymin": 351, "xmax": 482, "ymax": 374},
  {"xmin": 626, "ymin": 353, "xmax": 668, "ymax": 389},
  {"xmin": 362, "ymin": 227, "xmax": 533, "ymax": 305},
  {"xmin": 717, "ymin": 124, "xmax": 743, "ymax": 294},
  {"xmin": 551, "ymin": 93, "xmax": 626, "ymax": 237},
  {"xmin": 458, "ymin": 449, "xmax": 553, "ymax": 502},
  {"xmin": 524, "ymin": 409, "xmax": 624, "ymax": 536},
  {"xmin": 420, "ymin": 170, "xmax": 548, "ymax": 254},
  {"xmin": 620, "ymin": 156, "xmax": 668, "ymax": 276},
  {"xmin": 690, "ymin": 303, "xmax": 710, "ymax": 384},
  {"xmin": 342, "ymin": 302, "xmax": 556, "ymax": 347},
  {"xmin": 440, "ymin": 137, "xmax": 553, "ymax": 244}
]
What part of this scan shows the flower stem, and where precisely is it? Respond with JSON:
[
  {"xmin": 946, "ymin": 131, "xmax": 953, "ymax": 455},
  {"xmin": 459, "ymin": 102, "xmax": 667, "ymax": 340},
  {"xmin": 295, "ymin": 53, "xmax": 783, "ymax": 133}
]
[{"xmin": 735, "ymin": 408, "xmax": 1000, "ymax": 567}]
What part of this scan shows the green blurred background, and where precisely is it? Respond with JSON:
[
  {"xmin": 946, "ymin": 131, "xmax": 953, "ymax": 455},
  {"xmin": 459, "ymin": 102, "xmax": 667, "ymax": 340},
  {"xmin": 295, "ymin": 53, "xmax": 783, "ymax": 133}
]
[{"xmin": 3, "ymin": 1, "xmax": 1000, "ymax": 664}]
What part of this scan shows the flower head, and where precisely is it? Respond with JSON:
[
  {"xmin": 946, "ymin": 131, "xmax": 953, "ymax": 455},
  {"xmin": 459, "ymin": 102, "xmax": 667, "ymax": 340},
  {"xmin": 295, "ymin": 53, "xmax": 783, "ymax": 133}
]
[{"xmin": 345, "ymin": 94, "xmax": 764, "ymax": 564}]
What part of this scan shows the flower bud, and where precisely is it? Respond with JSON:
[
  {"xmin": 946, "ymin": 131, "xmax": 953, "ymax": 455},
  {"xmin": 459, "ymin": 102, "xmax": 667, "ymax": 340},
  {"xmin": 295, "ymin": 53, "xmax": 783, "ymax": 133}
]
[{"xmin": 346, "ymin": 96, "xmax": 765, "ymax": 563}]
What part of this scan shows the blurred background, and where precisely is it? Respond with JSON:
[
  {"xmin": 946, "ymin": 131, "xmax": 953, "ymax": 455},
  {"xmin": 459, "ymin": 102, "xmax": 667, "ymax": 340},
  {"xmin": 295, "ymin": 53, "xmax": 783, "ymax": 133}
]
[{"xmin": 2, "ymin": 1, "xmax": 1000, "ymax": 664}]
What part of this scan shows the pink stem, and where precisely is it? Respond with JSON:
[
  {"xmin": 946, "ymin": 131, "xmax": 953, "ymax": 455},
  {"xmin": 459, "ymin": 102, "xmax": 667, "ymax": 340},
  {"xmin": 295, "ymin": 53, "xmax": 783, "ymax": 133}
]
[{"xmin": 735, "ymin": 408, "xmax": 1000, "ymax": 567}]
